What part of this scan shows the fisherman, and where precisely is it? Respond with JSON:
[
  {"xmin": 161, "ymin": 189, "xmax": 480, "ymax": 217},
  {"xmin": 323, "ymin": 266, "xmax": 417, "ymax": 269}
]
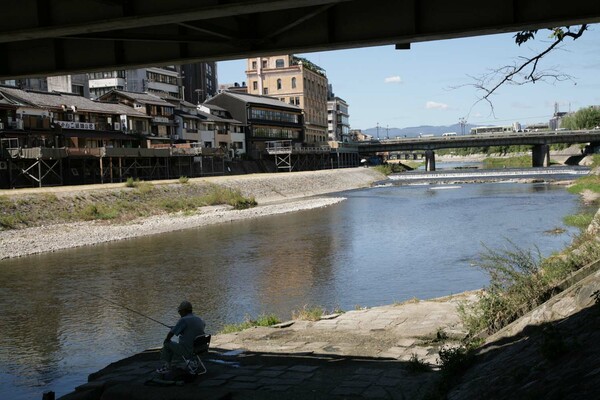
[{"xmin": 156, "ymin": 300, "xmax": 206, "ymax": 374}]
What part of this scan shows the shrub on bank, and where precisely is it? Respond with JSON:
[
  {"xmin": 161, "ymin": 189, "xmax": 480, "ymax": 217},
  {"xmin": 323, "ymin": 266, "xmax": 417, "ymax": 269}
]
[{"xmin": 460, "ymin": 230, "xmax": 600, "ymax": 337}]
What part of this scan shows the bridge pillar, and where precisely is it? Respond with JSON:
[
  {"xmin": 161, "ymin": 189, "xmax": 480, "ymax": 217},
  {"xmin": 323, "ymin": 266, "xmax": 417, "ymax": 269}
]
[
  {"xmin": 425, "ymin": 150, "xmax": 436, "ymax": 171},
  {"xmin": 532, "ymin": 144, "xmax": 550, "ymax": 167}
]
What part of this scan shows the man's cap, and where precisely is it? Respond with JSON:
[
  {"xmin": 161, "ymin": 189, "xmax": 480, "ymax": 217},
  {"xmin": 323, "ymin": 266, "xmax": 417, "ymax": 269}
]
[{"xmin": 178, "ymin": 301, "xmax": 193, "ymax": 312}]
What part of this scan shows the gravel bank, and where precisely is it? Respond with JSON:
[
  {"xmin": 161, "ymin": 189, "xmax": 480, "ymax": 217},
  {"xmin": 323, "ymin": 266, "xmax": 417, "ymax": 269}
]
[{"xmin": 0, "ymin": 168, "xmax": 385, "ymax": 260}]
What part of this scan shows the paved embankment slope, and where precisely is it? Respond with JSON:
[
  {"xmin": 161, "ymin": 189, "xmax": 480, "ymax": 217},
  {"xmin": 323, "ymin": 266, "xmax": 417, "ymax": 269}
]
[{"xmin": 0, "ymin": 168, "xmax": 385, "ymax": 260}]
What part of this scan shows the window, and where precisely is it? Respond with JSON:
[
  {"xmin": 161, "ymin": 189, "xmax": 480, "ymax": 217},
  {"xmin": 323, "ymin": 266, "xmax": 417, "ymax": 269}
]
[
  {"xmin": 291, "ymin": 77, "xmax": 296, "ymax": 89},
  {"xmin": 263, "ymin": 88, "xmax": 268, "ymax": 95},
  {"xmin": 262, "ymin": 60, "xmax": 267, "ymax": 68},
  {"xmin": 295, "ymin": 97, "xmax": 300, "ymax": 105},
  {"xmin": 252, "ymin": 61, "xmax": 257, "ymax": 69},
  {"xmin": 275, "ymin": 59, "xmax": 284, "ymax": 68},
  {"xmin": 276, "ymin": 79, "xmax": 282, "ymax": 90},
  {"xmin": 252, "ymin": 81, "xmax": 258, "ymax": 90}
]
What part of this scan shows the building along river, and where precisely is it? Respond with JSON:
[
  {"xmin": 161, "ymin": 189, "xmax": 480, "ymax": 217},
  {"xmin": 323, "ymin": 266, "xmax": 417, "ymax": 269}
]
[{"xmin": 0, "ymin": 180, "xmax": 584, "ymax": 399}]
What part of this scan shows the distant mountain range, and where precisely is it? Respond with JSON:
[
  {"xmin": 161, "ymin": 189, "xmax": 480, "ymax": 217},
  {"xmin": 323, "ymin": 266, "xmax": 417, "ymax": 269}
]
[{"xmin": 363, "ymin": 123, "xmax": 478, "ymax": 138}]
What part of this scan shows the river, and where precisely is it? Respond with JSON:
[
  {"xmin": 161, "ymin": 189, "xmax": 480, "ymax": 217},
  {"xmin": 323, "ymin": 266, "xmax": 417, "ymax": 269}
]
[{"xmin": 0, "ymin": 179, "xmax": 583, "ymax": 399}]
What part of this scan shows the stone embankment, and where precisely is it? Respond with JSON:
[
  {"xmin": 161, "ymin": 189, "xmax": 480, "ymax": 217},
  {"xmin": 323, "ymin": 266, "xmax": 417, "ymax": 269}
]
[{"xmin": 0, "ymin": 168, "xmax": 385, "ymax": 260}]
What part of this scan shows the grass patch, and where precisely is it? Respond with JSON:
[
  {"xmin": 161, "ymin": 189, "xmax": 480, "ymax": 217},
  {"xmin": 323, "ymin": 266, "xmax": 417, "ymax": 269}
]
[
  {"xmin": 178, "ymin": 176, "xmax": 190, "ymax": 184},
  {"xmin": 563, "ymin": 213, "xmax": 595, "ymax": 229},
  {"xmin": 219, "ymin": 314, "xmax": 281, "ymax": 334},
  {"xmin": 0, "ymin": 181, "xmax": 257, "ymax": 230},
  {"xmin": 482, "ymin": 156, "xmax": 531, "ymax": 169},
  {"xmin": 202, "ymin": 184, "xmax": 257, "ymax": 209},
  {"xmin": 0, "ymin": 212, "xmax": 27, "ymax": 229},
  {"xmin": 567, "ymin": 175, "xmax": 600, "ymax": 195},
  {"xmin": 292, "ymin": 305, "xmax": 325, "ymax": 321},
  {"xmin": 125, "ymin": 177, "xmax": 139, "ymax": 187},
  {"xmin": 78, "ymin": 203, "xmax": 119, "ymax": 220}
]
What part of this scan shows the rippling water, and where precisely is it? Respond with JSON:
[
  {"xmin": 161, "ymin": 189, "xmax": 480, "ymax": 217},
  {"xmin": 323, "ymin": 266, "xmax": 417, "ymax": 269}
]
[{"xmin": 0, "ymin": 181, "xmax": 582, "ymax": 399}]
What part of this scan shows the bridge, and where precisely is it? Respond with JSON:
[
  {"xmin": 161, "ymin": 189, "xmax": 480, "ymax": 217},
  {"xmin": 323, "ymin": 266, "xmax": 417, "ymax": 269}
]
[
  {"xmin": 1, "ymin": 0, "xmax": 599, "ymax": 78},
  {"xmin": 357, "ymin": 129, "xmax": 600, "ymax": 171}
]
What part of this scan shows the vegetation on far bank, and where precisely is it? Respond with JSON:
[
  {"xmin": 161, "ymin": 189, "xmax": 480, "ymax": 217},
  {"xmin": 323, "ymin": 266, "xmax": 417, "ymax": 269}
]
[
  {"xmin": 0, "ymin": 181, "xmax": 257, "ymax": 230},
  {"xmin": 373, "ymin": 162, "xmax": 418, "ymax": 175}
]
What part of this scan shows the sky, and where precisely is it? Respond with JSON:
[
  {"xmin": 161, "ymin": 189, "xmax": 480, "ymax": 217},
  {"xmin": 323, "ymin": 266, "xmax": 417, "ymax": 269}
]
[{"xmin": 216, "ymin": 25, "xmax": 600, "ymax": 131}]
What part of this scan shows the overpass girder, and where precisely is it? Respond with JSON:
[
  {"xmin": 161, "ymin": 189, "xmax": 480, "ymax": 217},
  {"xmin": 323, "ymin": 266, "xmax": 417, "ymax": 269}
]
[{"xmin": 1, "ymin": 0, "xmax": 600, "ymax": 78}]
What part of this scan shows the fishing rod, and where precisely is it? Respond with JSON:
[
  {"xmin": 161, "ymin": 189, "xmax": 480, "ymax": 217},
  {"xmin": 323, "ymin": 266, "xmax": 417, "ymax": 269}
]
[{"xmin": 71, "ymin": 287, "xmax": 171, "ymax": 328}]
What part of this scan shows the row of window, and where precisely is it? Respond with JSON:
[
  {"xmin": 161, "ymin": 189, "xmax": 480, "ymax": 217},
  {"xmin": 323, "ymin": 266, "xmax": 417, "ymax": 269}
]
[
  {"xmin": 250, "ymin": 108, "xmax": 300, "ymax": 124},
  {"xmin": 251, "ymin": 77, "xmax": 297, "ymax": 92},
  {"xmin": 251, "ymin": 58, "xmax": 286, "ymax": 70},
  {"xmin": 147, "ymin": 72, "xmax": 178, "ymax": 85},
  {"xmin": 251, "ymin": 127, "xmax": 300, "ymax": 140},
  {"xmin": 87, "ymin": 70, "xmax": 126, "ymax": 80}
]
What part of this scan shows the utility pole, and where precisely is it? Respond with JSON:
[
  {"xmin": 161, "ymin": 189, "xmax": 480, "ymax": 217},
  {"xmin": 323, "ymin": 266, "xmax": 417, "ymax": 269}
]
[
  {"xmin": 459, "ymin": 117, "xmax": 467, "ymax": 135},
  {"xmin": 386, "ymin": 125, "xmax": 389, "ymax": 139},
  {"xmin": 376, "ymin": 122, "xmax": 380, "ymax": 139}
]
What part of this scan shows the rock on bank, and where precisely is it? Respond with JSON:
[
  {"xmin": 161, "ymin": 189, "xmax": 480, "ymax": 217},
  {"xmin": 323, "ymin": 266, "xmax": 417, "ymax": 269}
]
[{"xmin": 0, "ymin": 168, "xmax": 386, "ymax": 260}]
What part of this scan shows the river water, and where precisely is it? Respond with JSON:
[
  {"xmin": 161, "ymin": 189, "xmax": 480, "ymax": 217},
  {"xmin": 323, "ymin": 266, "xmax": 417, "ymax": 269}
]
[{"xmin": 0, "ymin": 179, "xmax": 584, "ymax": 399}]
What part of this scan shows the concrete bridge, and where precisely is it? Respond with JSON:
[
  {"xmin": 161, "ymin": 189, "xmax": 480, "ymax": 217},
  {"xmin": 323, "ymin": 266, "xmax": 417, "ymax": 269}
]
[{"xmin": 357, "ymin": 129, "xmax": 600, "ymax": 171}]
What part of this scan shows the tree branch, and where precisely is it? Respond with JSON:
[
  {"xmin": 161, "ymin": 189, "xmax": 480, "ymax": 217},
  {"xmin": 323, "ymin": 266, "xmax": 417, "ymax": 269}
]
[{"xmin": 455, "ymin": 25, "xmax": 588, "ymax": 119}]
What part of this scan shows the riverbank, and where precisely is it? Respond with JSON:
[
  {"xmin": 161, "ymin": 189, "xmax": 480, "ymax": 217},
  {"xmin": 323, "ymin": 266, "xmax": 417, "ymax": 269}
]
[
  {"xmin": 0, "ymin": 168, "xmax": 385, "ymax": 260},
  {"xmin": 59, "ymin": 290, "xmax": 481, "ymax": 400}
]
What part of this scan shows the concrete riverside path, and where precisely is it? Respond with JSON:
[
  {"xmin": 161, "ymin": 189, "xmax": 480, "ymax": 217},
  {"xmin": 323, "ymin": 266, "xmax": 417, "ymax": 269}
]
[{"xmin": 58, "ymin": 291, "xmax": 479, "ymax": 400}]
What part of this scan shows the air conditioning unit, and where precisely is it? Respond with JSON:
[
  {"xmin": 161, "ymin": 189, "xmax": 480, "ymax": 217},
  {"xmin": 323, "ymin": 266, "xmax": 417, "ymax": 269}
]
[{"xmin": 0, "ymin": 161, "xmax": 7, "ymax": 170}]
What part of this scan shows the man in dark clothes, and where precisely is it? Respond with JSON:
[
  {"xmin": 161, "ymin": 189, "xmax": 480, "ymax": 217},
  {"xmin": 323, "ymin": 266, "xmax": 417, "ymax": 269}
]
[{"xmin": 156, "ymin": 301, "xmax": 206, "ymax": 374}]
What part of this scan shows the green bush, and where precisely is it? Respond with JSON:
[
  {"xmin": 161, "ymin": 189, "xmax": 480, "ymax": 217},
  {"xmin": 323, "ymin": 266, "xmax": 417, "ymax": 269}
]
[
  {"xmin": 125, "ymin": 177, "xmax": 138, "ymax": 187},
  {"xmin": 438, "ymin": 345, "xmax": 474, "ymax": 377},
  {"xmin": 406, "ymin": 354, "xmax": 431, "ymax": 373},
  {"xmin": 178, "ymin": 176, "xmax": 190, "ymax": 184}
]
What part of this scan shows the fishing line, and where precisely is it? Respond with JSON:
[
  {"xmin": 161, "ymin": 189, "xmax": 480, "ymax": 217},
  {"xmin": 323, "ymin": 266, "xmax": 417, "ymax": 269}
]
[{"xmin": 71, "ymin": 287, "xmax": 171, "ymax": 328}]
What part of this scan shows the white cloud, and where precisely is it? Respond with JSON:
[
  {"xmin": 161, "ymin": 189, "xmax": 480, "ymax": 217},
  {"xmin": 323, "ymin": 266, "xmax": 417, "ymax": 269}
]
[
  {"xmin": 425, "ymin": 101, "xmax": 449, "ymax": 110},
  {"xmin": 384, "ymin": 76, "xmax": 402, "ymax": 84}
]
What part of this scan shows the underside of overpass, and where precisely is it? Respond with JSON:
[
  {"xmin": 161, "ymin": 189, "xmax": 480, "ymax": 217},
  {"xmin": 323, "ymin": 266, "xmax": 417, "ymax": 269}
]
[{"xmin": 1, "ymin": 0, "xmax": 599, "ymax": 79}]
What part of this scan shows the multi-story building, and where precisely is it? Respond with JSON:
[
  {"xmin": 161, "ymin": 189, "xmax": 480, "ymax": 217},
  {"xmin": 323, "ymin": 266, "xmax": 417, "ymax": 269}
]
[
  {"xmin": 98, "ymin": 90, "xmax": 176, "ymax": 144},
  {"xmin": 245, "ymin": 55, "xmax": 328, "ymax": 145},
  {"xmin": 88, "ymin": 67, "xmax": 182, "ymax": 100},
  {"xmin": 1, "ymin": 75, "xmax": 90, "ymax": 97},
  {"xmin": 327, "ymin": 85, "xmax": 350, "ymax": 143},
  {"xmin": 197, "ymin": 104, "xmax": 245, "ymax": 157},
  {"xmin": 205, "ymin": 91, "xmax": 303, "ymax": 159},
  {"xmin": 180, "ymin": 62, "xmax": 217, "ymax": 104}
]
